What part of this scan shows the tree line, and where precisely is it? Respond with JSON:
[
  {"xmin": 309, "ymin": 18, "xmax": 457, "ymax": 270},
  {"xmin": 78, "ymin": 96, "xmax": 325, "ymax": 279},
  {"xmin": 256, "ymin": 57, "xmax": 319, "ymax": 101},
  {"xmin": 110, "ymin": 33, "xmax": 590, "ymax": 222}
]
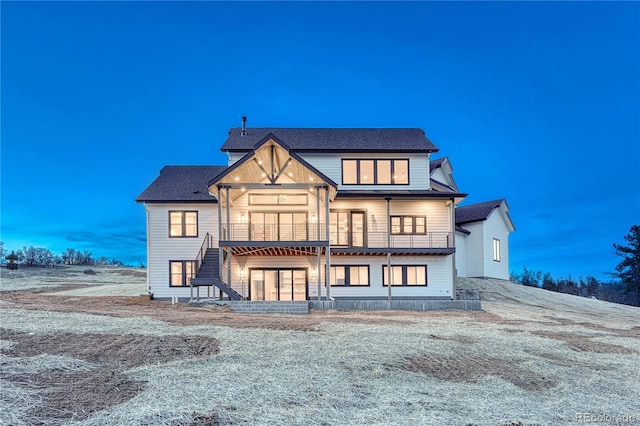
[
  {"xmin": 511, "ymin": 225, "xmax": 640, "ymax": 307},
  {"xmin": 0, "ymin": 243, "xmax": 132, "ymax": 267}
]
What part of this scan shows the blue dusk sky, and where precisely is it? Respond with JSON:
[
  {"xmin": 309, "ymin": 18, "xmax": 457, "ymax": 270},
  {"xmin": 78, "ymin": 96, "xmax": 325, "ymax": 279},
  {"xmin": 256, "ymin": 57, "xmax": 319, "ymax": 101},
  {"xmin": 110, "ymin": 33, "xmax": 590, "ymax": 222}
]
[{"xmin": 2, "ymin": 2, "xmax": 639, "ymax": 279}]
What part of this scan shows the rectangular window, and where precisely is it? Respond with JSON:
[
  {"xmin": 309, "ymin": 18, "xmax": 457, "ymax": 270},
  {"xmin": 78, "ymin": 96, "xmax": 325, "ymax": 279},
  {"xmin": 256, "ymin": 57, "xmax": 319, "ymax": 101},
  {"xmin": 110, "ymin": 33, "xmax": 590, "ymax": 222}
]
[
  {"xmin": 342, "ymin": 160, "xmax": 358, "ymax": 185},
  {"xmin": 493, "ymin": 238, "xmax": 501, "ymax": 262},
  {"xmin": 330, "ymin": 265, "xmax": 370, "ymax": 286},
  {"xmin": 393, "ymin": 160, "xmax": 409, "ymax": 184},
  {"xmin": 390, "ymin": 216, "xmax": 427, "ymax": 235},
  {"xmin": 383, "ymin": 265, "xmax": 427, "ymax": 286},
  {"xmin": 249, "ymin": 194, "xmax": 308, "ymax": 205},
  {"xmin": 376, "ymin": 160, "xmax": 392, "ymax": 184},
  {"xmin": 341, "ymin": 159, "xmax": 410, "ymax": 185},
  {"xmin": 169, "ymin": 261, "xmax": 196, "ymax": 287},
  {"xmin": 169, "ymin": 211, "xmax": 198, "ymax": 237}
]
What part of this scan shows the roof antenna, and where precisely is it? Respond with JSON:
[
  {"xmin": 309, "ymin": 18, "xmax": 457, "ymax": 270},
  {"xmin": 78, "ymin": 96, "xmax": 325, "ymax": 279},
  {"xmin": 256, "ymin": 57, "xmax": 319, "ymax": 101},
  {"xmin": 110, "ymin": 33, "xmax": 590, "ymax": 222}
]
[{"xmin": 241, "ymin": 116, "xmax": 247, "ymax": 136}]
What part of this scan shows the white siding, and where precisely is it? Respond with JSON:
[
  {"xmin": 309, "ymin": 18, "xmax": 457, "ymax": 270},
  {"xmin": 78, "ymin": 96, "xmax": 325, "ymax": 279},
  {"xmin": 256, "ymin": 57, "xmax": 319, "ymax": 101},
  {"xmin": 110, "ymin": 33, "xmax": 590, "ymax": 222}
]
[
  {"xmin": 299, "ymin": 153, "xmax": 430, "ymax": 191},
  {"xmin": 228, "ymin": 254, "xmax": 453, "ymax": 300},
  {"xmin": 454, "ymin": 231, "xmax": 467, "ymax": 277},
  {"xmin": 145, "ymin": 203, "xmax": 218, "ymax": 299},
  {"xmin": 482, "ymin": 210, "xmax": 511, "ymax": 280},
  {"xmin": 461, "ymin": 221, "xmax": 484, "ymax": 278},
  {"xmin": 329, "ymin": 199, "xmax": 452, "ymax": 237}
]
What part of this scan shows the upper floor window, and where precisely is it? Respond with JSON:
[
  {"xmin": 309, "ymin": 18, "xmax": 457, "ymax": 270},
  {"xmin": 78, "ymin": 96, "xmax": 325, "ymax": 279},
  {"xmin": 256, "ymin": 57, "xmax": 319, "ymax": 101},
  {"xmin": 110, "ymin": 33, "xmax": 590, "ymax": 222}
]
[
  {"xmin": 342, "ymin": 159, "xmax": 409, "ymax": 185},
  {"xmin": 169, "ymin": 211, "xmax": 198, "ymax": 237},
  {"xmin": 493, "ymin": 238, "xmax": 501, "ymax": 262},
  {"xmin": 391, "ymin": 216, "xmax": 426, "ymax": 235}
]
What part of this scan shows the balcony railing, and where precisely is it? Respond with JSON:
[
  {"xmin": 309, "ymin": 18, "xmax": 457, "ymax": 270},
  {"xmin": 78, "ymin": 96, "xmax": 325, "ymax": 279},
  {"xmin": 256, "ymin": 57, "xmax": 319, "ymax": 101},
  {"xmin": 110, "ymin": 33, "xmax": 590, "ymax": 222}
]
[
  {"xmin": 220, "ymin": 223, "xmax": 452, "ymax": 249},
  {"xmin": 222, "ymin": 223, "xmax": 327, "ymax": 242}
]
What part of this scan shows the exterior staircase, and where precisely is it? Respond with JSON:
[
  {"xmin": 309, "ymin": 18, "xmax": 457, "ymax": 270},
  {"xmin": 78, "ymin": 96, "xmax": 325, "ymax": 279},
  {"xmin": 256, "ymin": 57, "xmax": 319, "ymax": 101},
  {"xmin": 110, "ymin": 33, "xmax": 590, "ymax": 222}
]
[{"xmin": 190, "ymin": 248, "xmax": 243, "ymax": 301}]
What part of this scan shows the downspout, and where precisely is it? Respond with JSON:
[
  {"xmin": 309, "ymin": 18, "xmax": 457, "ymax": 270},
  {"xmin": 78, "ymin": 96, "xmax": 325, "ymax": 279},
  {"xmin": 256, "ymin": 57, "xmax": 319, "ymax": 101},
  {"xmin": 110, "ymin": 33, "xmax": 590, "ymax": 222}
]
[
  {"xmin": 217, "ymin": 186, "xmax": 223, "ymax": 300},
  {"xmin": 450, "ymin": 198, "xmax": 456, "ymax": 300},
  {"xmin": 225, "ymin": 187, "xmax": 231, "ymax": 294},
  {"xmin": 144, "ymin": 204, "xmax": 151, "ymax": 296},
  {"xmin": 386, "ymin": 197, "xmax": 392, "ymax": 304}
]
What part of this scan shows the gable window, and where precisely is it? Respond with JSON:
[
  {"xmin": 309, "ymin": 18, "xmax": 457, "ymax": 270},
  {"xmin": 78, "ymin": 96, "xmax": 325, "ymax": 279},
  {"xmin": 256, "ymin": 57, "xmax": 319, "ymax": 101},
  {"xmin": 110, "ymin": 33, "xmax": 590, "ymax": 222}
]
[
  {"xmin": 341, "ymin": 159, "xmax": 410, "ymax": 185},
  {"xmin": 390, "ymin": 216, "xmax": 426, "ymax": 235},
  {"xmin": 330, "ymin": 265, "xmax": 370, "ymax": 286},
  {"xmin": 493, "ymin": 238, "xmax": 501, "ymax": 262},
  {"xmin": 170, "ymin": 261, "xmax": 196, "ymax": 287},
  {"xmin": 169, "ymin": 211, "xmax": 198, "ymax": 237},
  {"xmin": 383, "ymin": 265, "xmax": 427, "ymax": 286}
]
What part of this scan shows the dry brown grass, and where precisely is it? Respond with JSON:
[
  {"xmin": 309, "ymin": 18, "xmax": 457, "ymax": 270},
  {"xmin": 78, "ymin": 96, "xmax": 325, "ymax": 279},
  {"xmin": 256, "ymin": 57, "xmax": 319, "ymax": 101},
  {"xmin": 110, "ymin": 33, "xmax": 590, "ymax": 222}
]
[
  {"xmin": 0, "ymin": 328, "xmax": 219, "ymax": 423},
  {"xmin": 0, "ymin": 269, "xmax": 638, "ymax": 425},
  {"xmin": 397, "ymin": 353, "xmax": 556, "ymax": 390}
]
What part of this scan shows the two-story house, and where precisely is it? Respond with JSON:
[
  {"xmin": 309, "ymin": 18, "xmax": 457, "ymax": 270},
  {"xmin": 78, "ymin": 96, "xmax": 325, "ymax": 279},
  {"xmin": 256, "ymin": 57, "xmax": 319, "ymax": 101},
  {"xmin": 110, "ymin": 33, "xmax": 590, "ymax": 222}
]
[{"xmin": 136, "ymin": 121, "xmax": 513, "ymax": 302}]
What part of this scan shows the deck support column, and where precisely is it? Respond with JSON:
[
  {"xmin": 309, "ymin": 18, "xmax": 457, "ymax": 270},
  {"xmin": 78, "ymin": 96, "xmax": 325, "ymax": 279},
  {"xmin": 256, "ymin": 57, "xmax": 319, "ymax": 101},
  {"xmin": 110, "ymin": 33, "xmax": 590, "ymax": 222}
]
[
  {"xmin": 386, "ymin": 197, "xmax": 392, "ymax": 303},
  {"xmin": 325, "ymin": 186, "xmax": 331, "ymax": 300},
  {"xmin": 316, "ymin": 187, "xmax": 322, "ymax": 301}
]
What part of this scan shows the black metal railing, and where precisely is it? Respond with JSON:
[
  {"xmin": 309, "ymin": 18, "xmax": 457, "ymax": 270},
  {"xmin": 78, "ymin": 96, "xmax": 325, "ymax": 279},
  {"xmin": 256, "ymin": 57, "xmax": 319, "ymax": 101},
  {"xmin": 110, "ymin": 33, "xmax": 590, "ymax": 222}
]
[
  {"xmin": 219, "ymin": 262, "xmax": 247, "ymax": 299},
  {"xmin": 219, "ymin": 225, "xmax": 452, "ymax": 249},
  {"xmin": 195, "ymin": 232, "xmax": 214, "ymax": 274}
]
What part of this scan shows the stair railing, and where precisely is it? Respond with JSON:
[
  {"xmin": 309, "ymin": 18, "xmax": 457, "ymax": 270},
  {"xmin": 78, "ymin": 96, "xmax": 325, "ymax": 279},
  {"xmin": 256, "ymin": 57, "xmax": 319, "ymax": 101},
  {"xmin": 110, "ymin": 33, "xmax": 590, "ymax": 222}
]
[
  {"xmin": 195, "ymin": 233, "xmax": 213, "ymax": 275},
  {"xmin": 219, "ymin": 262, "xmax": 247, "ymax": 299}
]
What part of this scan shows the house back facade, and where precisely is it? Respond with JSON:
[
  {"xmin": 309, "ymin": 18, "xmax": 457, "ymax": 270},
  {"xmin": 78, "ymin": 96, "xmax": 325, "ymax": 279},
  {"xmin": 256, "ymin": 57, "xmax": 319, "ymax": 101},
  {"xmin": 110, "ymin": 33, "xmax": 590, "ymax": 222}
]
[{"xmin": 137, "ymin": 123, "xmax": 514, "ymax": 301}]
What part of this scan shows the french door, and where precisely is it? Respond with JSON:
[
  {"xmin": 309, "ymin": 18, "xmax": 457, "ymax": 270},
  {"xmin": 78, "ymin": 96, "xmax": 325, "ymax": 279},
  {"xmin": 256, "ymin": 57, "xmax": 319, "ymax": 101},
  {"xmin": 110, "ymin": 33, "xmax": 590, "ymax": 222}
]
[
  {"xmin": 250, "ymin": 212, "xmax": 307, "ymax": 241},
  {"xmin": 249, "ymin": 269, "xmax": 307, "ymax": 301},
  {"xmin": 330, "ymin": 210, "xmax": 366, "ymax": 247}
]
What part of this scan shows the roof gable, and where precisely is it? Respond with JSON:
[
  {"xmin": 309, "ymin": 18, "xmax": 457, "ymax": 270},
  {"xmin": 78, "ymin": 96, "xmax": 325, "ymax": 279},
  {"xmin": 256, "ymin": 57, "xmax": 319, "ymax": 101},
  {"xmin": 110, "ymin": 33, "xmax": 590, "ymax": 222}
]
[
  {"xmin": 456, "ymin": 199, "xmax": 515, "ymax": 231},
  {"xmin": 221, "ymin": 128, "xmax": 439, "ymax": 153}
]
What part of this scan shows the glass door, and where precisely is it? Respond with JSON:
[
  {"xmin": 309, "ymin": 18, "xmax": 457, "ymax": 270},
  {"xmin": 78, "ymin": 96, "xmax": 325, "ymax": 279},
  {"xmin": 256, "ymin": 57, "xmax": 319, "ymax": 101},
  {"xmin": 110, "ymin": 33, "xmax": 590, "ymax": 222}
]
[
  {"xmin": 351, "ymin": 211, "xmax": 365, "ymax": 247},
  {"xmin": 264, "ymin": 270, "xmax": 278, "ymax": 301},
  {"xmin": 249, "ymin": 269, "xmax": 307, "ymax": 301},
  {"xmin": 293, "ymin": 270, "xmax": 306, "ymax": 301},
  {"xmin": 279, "ymin": 270, "xmax": 293, "ymax": 301}
]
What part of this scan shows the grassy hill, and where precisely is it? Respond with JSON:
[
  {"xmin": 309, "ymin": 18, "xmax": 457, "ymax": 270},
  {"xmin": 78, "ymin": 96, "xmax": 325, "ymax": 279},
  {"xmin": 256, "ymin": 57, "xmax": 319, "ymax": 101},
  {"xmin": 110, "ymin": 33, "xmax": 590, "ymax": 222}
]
[{"xmin": 1, "ymin": 268, "xmax": 638, "ymax": 425}]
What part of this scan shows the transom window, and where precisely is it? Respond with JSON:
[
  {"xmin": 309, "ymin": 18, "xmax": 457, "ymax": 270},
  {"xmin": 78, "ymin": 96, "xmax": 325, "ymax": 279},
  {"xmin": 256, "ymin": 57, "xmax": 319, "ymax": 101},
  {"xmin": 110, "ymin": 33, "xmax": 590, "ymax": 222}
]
[
  {"xmin": 493, "ymin": 238, "xmax": 501, "ymax": 262},
  {"xmin": 170, "ymin": 261, "xmax": 196, "ymax": 287},
  {"xmin": 330, "ymin": 265, "xmax": 370, "ymax": 286},
  {"xmin": 383, "ymin": 265, "xmax": 427, "ymax": 286},
  {"xmin": 169, "ymin": 211, "xmax": 198, "ymax": 237},
  {"xmin": 391, "ymin": 216, "xmax": 426, "ymax": 235},
  {"xmin": 248, "ymin": 193, "xmax": 308, "ymax": 205},
  {"xmin": 342, "ymin": 159, "xmax": 409, "ymax": 185}
]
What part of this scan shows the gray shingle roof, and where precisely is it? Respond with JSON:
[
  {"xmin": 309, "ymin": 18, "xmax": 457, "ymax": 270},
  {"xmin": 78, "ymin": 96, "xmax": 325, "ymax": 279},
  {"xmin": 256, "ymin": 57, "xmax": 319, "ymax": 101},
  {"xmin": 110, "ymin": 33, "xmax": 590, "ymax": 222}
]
[
  {"xmin": 221, "ymin": 128, "xmax": 439, "ymax": 152},
  {"xmin": 337, "ymin": 189, "xmax": 466, "ymax": 199},
  {"xmin": 455, "ymin": 199, "xmax": 506, "ymax": 224},
  {"xmin": 429, "ymin": 157, "xmax": 446, "ymax": 171},
  {"xmin": 136, "ymin": 166, "xmax": 227, "ymax": 203}
]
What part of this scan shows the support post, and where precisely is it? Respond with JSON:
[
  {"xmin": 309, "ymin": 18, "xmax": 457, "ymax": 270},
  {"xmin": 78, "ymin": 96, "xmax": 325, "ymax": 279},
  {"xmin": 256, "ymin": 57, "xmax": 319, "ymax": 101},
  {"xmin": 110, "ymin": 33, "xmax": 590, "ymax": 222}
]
[
  {"xmin": 217, "ymin": 187, "xmax": 223, "ymax": 296},
  {"xmin": 227, "ymin": 247, "xmax": 232, "ymax": 299},
  {"xmin": 316, "ymin": 187, "xmax": 322, "ymax": 300},
  {"xmin": 225, "ymin": 187, "xmax": 231, "ymax": 240},
  {"xmin": 386, "ymin": 197, "xmax": 392, "ymax": 303},
  {"xmin": 325, "ymin": 186, "xmax": 331, "ymax": 300}
]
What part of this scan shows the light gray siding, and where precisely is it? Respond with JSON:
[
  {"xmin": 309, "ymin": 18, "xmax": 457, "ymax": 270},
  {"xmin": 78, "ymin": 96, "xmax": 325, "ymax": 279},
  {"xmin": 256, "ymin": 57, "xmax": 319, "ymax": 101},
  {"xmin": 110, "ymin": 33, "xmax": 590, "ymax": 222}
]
[
  {"xmin": 145, "ymin": 203, "xmax": 218, "ymax": 299},
  {"xmin": 455, "ymin": 230, "xmax": 467, "ymax": 277},
  {"xmin": 461, "ymin": 221, "xmax": 484, "ymax": 278},
  {"xmin": 299, "ymin": 153, "xmax": 430, "ymax": 191},
  {"xmin": 482, "ymin": 210, "xmax": 511, "ymax": 280}
]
